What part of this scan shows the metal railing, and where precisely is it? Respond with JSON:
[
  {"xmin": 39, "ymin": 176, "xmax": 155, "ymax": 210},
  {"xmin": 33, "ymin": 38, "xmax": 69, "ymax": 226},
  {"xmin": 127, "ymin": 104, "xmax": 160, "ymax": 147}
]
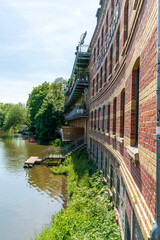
[
  {"xmin": 41, "ymin": 135, "xmax": 87, "ymax": 160},
  {"xmin": 65, "ymin": 106, "xmax": 88, "ymax": 121},
  {"xmin": 64, "ymin": 73, "xmax": 89, "ymax": 107}
]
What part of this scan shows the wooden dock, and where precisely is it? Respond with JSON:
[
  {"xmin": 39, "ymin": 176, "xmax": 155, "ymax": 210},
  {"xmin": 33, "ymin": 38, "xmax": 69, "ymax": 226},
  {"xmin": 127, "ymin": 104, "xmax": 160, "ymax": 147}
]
[
  {"xmin": 23, "ymin": 156, "xmax": 42, "ymax": 168},
  {"xmin": 23, "ymin": 155, "xmax": 66, "ymax": 168}
]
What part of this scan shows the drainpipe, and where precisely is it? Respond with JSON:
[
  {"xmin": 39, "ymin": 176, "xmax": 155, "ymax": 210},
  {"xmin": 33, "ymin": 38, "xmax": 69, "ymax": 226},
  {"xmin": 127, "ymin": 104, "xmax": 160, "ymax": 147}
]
[{"xmin": 151, "ymin": 1, "xmax": 160, "ymax": 239}]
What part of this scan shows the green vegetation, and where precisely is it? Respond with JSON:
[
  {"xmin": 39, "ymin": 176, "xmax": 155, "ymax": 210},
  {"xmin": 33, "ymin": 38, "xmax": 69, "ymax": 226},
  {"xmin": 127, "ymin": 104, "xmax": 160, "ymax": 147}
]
[
  {"xmin": 50, "ymin": 138, "xmax": 67, "ymax": 147},
  {"xmin": 32, "ymin": 152, "xmax": 121, "ymax": 240},
  {"xmin": 0, "ymin": 103, "xmax": 28, "ymax": 131},
  {"xmin": 27, "ymin": 78, "xmax": 67, "ymax": 140}
]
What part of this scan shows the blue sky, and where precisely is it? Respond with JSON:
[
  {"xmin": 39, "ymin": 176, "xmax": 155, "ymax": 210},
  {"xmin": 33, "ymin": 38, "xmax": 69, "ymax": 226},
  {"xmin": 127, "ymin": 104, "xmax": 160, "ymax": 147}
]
[{"xmin": 0, "ymin": 0, "xmax": 99, "ymax": 104}]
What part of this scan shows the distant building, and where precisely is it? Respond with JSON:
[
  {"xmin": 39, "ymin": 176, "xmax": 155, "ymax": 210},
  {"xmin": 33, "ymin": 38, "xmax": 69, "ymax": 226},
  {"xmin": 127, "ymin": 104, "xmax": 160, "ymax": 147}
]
[{"xmin": 88, "ymin": 0, "xmax": 158, "ymax": 239}]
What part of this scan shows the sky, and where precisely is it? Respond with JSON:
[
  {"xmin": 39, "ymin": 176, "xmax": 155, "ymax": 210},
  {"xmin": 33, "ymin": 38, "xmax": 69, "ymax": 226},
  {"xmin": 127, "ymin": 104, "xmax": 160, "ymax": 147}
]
[{"xmin": 0, "ymin": 0, "xmax": 99, "ymax": 104}]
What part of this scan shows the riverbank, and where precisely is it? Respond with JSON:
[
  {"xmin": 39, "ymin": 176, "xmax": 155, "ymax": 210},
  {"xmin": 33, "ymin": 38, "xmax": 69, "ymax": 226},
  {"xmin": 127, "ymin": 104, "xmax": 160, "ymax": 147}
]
[{"xmin": 32, "ymin": 151, "xmax": 121, "ymax": 240}]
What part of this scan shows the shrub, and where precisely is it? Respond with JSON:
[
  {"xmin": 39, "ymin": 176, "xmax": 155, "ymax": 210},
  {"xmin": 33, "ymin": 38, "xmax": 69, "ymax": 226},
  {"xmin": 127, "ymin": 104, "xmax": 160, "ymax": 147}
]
[{"xmin": 32, "ymin": 152, "xmax": 121, "ymax": 240}]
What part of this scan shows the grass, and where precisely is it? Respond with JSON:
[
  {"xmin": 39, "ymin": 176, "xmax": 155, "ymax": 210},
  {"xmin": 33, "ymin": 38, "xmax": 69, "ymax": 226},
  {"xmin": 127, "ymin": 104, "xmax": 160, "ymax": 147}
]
[{"xmin": 32, "ymin": 151, "xmax": 121, "ymax": 240}]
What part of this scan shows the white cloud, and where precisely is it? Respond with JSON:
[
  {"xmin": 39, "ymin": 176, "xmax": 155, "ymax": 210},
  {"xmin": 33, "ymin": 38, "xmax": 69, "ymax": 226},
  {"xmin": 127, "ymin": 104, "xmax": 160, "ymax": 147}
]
[{"xmin": 0, "ymin": 0, "xmax": 100, "ymax": 103}]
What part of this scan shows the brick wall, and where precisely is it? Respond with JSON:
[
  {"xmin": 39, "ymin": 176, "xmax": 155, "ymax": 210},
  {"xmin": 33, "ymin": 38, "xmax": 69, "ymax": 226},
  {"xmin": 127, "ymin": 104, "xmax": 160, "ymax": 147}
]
[{"xmin": 89, "ymin": 0, "xmax": 158, "ymax": 239}]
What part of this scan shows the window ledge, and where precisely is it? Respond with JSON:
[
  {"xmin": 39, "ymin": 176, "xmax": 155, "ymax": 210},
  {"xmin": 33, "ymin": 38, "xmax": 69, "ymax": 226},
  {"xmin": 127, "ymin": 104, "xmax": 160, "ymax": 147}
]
[
  {"xmin": 126, "ymin": 146, "xmax": 139, "ymax": 166},
  {"xmin": 117, "ymin": 137, "xmax": 124, "ymax": 145},
  {"xmin": 102, "ymin": 81, "xmax": 107, "ymax": 88},
  {"xmin": 101, "ymin": 131, "xmax": 105, "ymax": 135},
  {"xmin": 114, "ymin": 61, "xmax": 119, "ymax": 71},
  {"xmin": 105, "ymin": 132, "xmax": 110, "ymax": 137},
  {"xmin": 110, "ymin": 134, "xmax": 116, "ymax": 140},
  {"xmin": 121, "ymin": 41, "xmax": 127, "ymax": 57},
  {"xmin": 108, "ymin": 74, "xmax": 112, "ymax": 82}
]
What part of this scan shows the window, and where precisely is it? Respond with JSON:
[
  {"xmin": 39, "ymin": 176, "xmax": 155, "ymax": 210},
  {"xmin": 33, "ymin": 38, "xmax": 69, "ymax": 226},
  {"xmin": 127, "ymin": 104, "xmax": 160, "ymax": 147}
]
[
  {"xmin": 91, "ymin": 111, "xmax": 93, "ymax": 129},
  {"xmin": 94, "ymin": 110, "xmax": 97, "ymax": 130},
  {"xmin": 105, "ymin": 57, "xmax": 108, "ymax": 82},
  {"xmin": 101, "ymin": 27, "xmax": 104, "ymax": 47},
  {"xmin": 105, "ymin": 156, "xmax": 108, "ymax": 178},
  {"xmin": 125, "ymin": 212, "xmax": 131, "ymax": 240},
  {"xmin": 94, "ymin": 48, "xmax": 96, "ymax": 63},
  {"xmin": 100, "ymin": 67, "xmax": 103, "ymax": 88},
  {"xmin": 131, "ymin": 58, "xmax": 140, "ymax": 146},
  {"xmin": 93, "ymin": 79, "xmax": 95, "ymax": 96},
  {"xmin": 96, "ymin": 147, "xmax": 98, "ymax": 164},
  {"xmin": 98, "ymin": 108, "xmax": 101, "ymax": 130},
  {"xmin": 97, "ymin": 38, "xmax": 100, "ymax": 56},
  {"xmin": 116, "ymin": 177, "xmax": 120, "ymax": 210},
  {"xmin": 124, "ymin": 1, "xmax": 129, "ymax": 44},
  {"xmin": 113, "ymin": 98, "xmax": 117, "ymax": 135},
  {"xmin": 120, "ymin": 90, "xmax": 125, "ymax": 137},
  {"xmin": 116, "ymin": 27, "xmax": 120, "ymax": 62},
  {"xmin": 106, "ymin": 13, "xmax": 109, "ymax": 35},
  {"xmin": 110, "ymin": 165, "xmax": 113, "ymax": 189},
  {"xmin": 102, "ymin": 105, "xmax": 105, "ymax": 131},
  {"xmin": 107, "ymin": 104, "xmax": 110, "ymax": 132},
  {"xmin": 135, "ymin": 66, "xmax": 139, "ymax": 145},
  {"xmin": 101, "ymin": 151, "xmax": 104, "ymax": 171},
  {"xmin": 112, "ymin": 0, "xmax": 114, "ymax": 15},
  {"xmin": 96, "ymin": 74, "xmax": 99, "ymax": 92},
  {"xmin": 110, "ymin": 46, "xmax": 113, "ymax": 75},
  {"xmin": 90, "ymin": 139, "xmax": 92, "ymax": 154}
]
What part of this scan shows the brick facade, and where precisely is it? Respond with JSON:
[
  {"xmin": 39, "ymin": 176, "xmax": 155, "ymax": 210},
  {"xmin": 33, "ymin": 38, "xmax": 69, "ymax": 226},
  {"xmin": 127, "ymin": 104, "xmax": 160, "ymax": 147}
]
[{"xmin": 88, "ymin": 0, "xmax": 158, "ymax": 239}]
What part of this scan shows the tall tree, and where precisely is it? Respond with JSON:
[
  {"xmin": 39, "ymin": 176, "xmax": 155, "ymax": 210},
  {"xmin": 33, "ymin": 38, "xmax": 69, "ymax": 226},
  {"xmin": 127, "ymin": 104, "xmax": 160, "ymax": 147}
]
[
  {"xmin": 27, "ymin": 78, "xmax": 66, "ymax": 140},
  {"xmin": 3, "ymin": 103, "xmax": 27, "ymax": 131},
  {"xmin": 27, "ymin": 82, "xmax": 50, "ymax": 133}
]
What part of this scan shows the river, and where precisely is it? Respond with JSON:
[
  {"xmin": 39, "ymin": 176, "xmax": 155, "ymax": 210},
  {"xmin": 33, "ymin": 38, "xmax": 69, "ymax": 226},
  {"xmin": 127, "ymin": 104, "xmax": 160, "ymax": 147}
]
[{"xmin": 0, "ymin": 135, "xmax": 67, "ymax": 240}]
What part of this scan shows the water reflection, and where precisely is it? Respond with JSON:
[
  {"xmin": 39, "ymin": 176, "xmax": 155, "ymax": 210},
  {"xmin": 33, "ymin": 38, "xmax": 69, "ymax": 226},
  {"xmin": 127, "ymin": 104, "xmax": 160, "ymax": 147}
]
[
  {"xmin": 0, "ymin": 136, "xmax": 67, "ymax": 240},
  {"xmin": 26, "ymin": 166, "xmax": 67, "ymax": 208}
]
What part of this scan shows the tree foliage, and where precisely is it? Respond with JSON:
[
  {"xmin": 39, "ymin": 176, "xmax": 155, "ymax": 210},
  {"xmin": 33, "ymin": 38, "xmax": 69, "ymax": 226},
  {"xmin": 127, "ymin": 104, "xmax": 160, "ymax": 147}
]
[
  {"xmin": 0, "ymin": 103, "xmax": 27, "ymax": 131},
  {"xmin": 27, "ymin": 78, "xmax": 66, "ymax": 140}
]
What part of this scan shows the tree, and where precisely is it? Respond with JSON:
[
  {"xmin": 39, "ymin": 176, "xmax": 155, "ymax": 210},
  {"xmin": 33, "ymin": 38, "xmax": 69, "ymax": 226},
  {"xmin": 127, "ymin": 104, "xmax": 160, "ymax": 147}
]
[
  {"xmin": 27, "ymin": 82, "xmax": 50, "ymax": 133},
  {"xmin": 3, "ymin": 103, "xmax": 27, "ymax": 131},
  {"xmin": 27, "ymin": 78, "xmax": 66, "ymax": 140}
]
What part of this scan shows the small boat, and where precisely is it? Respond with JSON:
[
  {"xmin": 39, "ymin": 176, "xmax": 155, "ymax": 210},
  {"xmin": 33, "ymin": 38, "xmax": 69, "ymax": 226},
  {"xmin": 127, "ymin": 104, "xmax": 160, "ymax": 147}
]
[{"xmin": 27, "ymin": 138, "xmax": 36, "ymax": 143}]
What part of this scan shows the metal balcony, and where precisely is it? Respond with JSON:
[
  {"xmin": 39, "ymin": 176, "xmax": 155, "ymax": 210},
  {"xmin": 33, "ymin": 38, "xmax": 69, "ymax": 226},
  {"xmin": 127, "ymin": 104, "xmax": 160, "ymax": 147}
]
[
  {"xmin": 65, "ymin": 106, "xmax": 88, "ymax": 121},
  {"xmin": 64, "ymin": 72, "xmax": 89, "ymax": 107},
  {"xmin": 64, "ymin": 44, "xmax": 90, "ymax": 96}
]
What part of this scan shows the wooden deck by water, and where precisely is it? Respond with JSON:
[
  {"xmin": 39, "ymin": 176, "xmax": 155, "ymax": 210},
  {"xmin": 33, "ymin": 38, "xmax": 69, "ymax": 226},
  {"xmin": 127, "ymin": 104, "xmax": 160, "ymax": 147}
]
[
  {"xmin": 24, "ymin": 156, "xmax": 42, "ymax": 167},
  {"xmin": 24, "ymin": 155, "xmax": 66, "ymax": 168}
]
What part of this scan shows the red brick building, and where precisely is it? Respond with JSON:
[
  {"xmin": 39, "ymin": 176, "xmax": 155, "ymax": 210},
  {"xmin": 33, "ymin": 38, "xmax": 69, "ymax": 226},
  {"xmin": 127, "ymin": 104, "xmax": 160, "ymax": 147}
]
[{"xmin": 88, "ymin": 0, "xmax": 158, "ymax": 239}]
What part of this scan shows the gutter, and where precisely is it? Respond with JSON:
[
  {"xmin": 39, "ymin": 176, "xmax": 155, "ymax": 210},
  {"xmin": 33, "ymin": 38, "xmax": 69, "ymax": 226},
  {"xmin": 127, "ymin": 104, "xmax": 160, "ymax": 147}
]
[{"xmin": 151, "ymin": 0, "xmax": 160, "ymax": 239}]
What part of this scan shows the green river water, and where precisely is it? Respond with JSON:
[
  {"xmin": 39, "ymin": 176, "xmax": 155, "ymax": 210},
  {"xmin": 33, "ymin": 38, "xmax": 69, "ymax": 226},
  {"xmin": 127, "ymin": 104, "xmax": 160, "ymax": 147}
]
[{"xmin": 0, "ymin": 135, "xmax": 67, "ymax": 240}]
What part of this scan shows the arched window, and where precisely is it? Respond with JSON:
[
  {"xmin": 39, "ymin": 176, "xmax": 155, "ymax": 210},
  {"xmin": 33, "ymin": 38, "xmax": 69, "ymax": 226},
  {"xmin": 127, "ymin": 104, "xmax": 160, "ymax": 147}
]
[
  {"xmin": 124, "ymin": 0, "xmax": 129, "ymax": 45},
  {"xmin": 116, "ymin": 27, "xmax": 120, "ymax": 62},
  {"xmin": 107, "ymin": 104, "xmax": 110, "ymax": 133},
  {"xmin": 120, "ymin": 89, "xmax": 125, "ymax": 138},
  {"xmin": 105, "ymin": 57, "xmax": 108, "ymax": 82},
  {"xmin": 113, "ymin": 98, "xmax": 117, "ymax": 135},
  {"xmin": 131, "ymin": 58, "xmax": 140, "ymax": 146},
  {"xmin": 110, "ymin": 46, "xmax": 113, "ymax": 75}
]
